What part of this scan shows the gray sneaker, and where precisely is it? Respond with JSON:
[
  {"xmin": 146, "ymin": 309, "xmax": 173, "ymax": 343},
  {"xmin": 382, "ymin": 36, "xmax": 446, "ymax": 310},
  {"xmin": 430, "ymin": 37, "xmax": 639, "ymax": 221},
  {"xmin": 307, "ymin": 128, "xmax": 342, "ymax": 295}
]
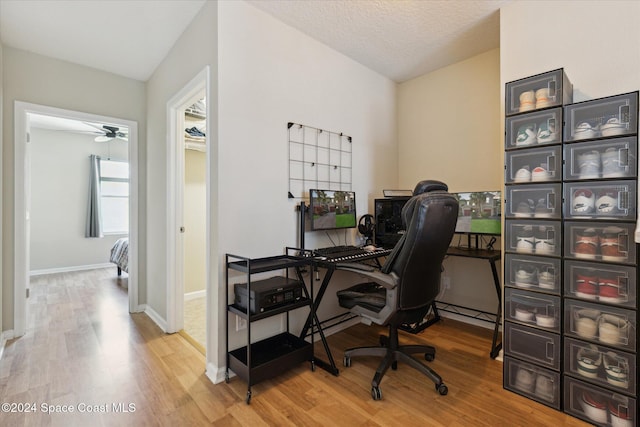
[
  {"xmin": 534, "ymin": 198, "xmax": 554, "ymax": 218},
  {"xmin": 578, "ymin": 150, "xmax": 601, "ymax": 179}
]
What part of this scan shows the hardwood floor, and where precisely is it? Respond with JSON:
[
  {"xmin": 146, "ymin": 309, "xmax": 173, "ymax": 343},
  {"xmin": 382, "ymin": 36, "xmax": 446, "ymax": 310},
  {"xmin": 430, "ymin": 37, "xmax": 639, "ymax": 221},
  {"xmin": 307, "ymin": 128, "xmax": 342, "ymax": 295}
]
[{"xmin": 0, "ymin": 268, "xmax": 588, "ymax": 426}]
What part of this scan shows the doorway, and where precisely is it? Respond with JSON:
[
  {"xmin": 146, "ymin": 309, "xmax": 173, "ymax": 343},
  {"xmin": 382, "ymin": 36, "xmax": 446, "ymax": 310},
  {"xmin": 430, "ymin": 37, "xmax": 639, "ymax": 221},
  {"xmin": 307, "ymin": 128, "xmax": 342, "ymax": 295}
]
[
  {"xmin": 13, "ymin": 102, "xmax": 139, "ymax": 337},
  {"xmin": 166, "ymin": 67, "xmax": 210, "ymax": 356}
]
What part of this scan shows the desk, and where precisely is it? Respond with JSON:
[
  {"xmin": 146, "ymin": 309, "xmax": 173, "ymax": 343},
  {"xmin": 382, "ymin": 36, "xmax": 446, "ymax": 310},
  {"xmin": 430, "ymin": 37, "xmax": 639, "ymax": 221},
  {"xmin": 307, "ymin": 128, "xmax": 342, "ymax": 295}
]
[
  {"xmin": 299, "ymin": 249, "xmax": 391, "ymax": 376},
  {"xmin": 441, "ymin": 247, "xmax": 502, "ymax": 359}
]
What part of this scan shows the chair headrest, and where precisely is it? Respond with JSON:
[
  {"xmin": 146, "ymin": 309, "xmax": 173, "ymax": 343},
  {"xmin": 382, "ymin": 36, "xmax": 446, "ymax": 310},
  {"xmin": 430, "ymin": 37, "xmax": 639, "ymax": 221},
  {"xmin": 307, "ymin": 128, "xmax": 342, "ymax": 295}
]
[{"xmin": 413, "ymin": 180, "xmax": 448, "ymax": 195}]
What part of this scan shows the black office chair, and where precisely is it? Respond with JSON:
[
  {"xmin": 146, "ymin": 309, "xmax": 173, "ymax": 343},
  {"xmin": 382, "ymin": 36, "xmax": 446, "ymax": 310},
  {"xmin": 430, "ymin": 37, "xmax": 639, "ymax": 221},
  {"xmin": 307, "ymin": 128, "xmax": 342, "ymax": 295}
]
[{"xmin": 336, "ymin": 180, "xmax": 458, "ymax": 400}]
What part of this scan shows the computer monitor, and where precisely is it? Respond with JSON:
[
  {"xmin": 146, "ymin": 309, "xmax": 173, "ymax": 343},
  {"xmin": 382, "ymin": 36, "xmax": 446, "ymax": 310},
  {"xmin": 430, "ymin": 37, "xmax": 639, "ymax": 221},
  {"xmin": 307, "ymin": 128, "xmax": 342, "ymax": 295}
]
[
  {"xmin": 453, "ymin": 191, "xmax": 502, "ymax": 235},
  {"xmin": 309, "ymin": 189, "xmax": 357, "ymax": 231}
]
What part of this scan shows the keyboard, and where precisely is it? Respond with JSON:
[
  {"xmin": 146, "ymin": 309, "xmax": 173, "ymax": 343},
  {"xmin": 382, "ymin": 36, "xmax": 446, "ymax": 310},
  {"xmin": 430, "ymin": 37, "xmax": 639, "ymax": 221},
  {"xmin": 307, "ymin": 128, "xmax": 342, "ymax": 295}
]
[{"xmin": 313, "ymin": 245, "xmax": 392, "ymax": 262}]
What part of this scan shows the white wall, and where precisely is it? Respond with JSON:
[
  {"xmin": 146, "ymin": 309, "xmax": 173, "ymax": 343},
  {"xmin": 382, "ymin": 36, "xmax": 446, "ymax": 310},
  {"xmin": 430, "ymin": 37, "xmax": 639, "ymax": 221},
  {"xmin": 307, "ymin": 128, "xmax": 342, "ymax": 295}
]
[
  {"xmin": 145, "ymin": 0, "xmax": 218, "ymax": 368},
  {"xmin": 2, "ymin": 47, "xmax": 146, "ymax": 330},
  {"xmin": 397, "ymin": 49, "xmax": 502, "ymax": 315},
  {"xmin": 29, "ymin": 128, "xmax": 128, "ymax": 271},
  {"xmin": 218, "ymin": 1, "xmax": 397, "ymax": 355},
  {"xmin": 500, "ymin": 1, "xmax": 640, "ymax": 105},
  {"xmin": 146, "ymin": 0, "xmax": 397, "ymax": 379},
  {"xmin": 184, "ymin": 148, "xmax": 206, "ymax": 294}
]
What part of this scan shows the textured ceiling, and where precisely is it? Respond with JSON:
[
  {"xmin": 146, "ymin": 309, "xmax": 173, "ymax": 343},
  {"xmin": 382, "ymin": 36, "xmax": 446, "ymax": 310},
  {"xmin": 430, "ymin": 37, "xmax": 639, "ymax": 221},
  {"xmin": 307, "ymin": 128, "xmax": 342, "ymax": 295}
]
[
  {"xmin": 0, "ymin": 0, "xmax": 511, "ymax": 83},
  {"xmin": 247, "ymin": 0, "xmax": 513, "ymax": 82}
]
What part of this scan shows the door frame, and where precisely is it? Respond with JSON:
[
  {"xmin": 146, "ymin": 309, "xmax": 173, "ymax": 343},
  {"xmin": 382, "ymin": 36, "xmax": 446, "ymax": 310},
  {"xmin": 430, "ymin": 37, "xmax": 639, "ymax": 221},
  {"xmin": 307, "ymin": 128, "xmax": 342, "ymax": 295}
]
[
  {"xmin": 13, "ymin": 101, "xmax": 139, "ymax": 337},
  {"xmin": 166, "ymin": 66, "xmax": 210, "ymax": 336}
]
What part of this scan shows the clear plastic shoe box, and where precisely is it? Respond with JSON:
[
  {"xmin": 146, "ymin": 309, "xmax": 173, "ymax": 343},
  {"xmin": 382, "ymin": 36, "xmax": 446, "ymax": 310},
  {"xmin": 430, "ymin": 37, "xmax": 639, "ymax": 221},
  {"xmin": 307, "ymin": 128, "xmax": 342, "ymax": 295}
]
[
  {"xmin": 504, "ymin": 356, "xmax": 561, "ymax": 409},
  {"xmin": 564, "ymin": 376, "xmax": 636, "ymax": 427},
  {"xmin": 564, "ymin": 260, "xmax": 637, "ymax": 309},
  {"xmin": 505, "ymin": 219, "xmax": 561, "ymax": 256},
  {"xmin": 505, "ymin": 253, "xmax": 561, "ymax": 295},
  {"xmin": 564, "ymin": 137, "xmax": 637, "ymax": 181},
  {"xmin": 565, "ymin": 337, "xmax": 636, "ymax": 396},
  {"xmin": 505, "ymin": 145, "xmax": 561, "ymax": 184},
  {"xmin": 564, "ymin": 221, "xmax": 636, "ymax": 265},
  {"xmin": 505, "ymin": 287, "xmax": 561, "ymax": 333},
  {"xmin": 564, "ymin": 299, "xmax": 636, "ymax": 352},
  {"xmin": 505, "ymin": 184, "xmax": 561, "ymax": 219},
  {"xmin": 564, "ymin": 180, "xmax": 636, "ymax": 220},
  {"xmin": 505, "ymin": 108, "xmax": 563, "ymax": 149},
  {"xmin": 505, "ymin": 69, "xmax": 572, "ymax": 117},
  {"xmin": 564, "ymin": 92, "xmax": 639, "ymax": 143},
  {"xmin": 504, "ymin": 322, "xmax": 560, "ymax": 370}
]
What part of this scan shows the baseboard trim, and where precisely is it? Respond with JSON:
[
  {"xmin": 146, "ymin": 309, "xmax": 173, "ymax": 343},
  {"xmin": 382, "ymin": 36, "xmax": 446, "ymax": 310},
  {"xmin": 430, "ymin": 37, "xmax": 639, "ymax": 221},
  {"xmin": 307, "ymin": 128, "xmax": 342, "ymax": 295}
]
[
  {"xmin": 30, "ymin": 263, "xmax": 114, "ymax": 276},
  {"xmin": 143, "ymin": 305, "xmax": 168, "ymax": 333},
  {"xmin": 0, "ymin": 330, "xmax": 15, "ymax": 361},
  {"xmin": 206, "ymin": 362, "xmax": 228, "ymax": 384},
  {"xmin": 184, "ymin": 289, "xmax": 206, "ymax": 301}
]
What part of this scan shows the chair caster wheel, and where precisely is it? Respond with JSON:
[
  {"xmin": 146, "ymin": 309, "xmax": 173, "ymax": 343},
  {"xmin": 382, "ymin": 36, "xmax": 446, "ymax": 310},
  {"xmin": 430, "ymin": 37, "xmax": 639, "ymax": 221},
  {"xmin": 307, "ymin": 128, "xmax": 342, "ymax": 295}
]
[
  {"xmin": 371, "ymin": 386, "xmax": 382, "ymax": 400},
  {"xmin": 437, "ymin": 383, "xmax": 448, "ymax": 395},
  {"xmin": 425, "ymin": 353, "xmax": 435, "ymax": 362},
  {"xmin": 343, "ymin": 355, "xmax": 351, "ymax": 367}
]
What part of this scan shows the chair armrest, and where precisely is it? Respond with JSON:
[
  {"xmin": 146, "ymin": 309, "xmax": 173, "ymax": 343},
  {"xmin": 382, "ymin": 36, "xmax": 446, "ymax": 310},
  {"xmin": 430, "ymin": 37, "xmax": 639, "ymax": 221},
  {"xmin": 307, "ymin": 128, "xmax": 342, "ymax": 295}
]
[{"xmin": 335, "ymin": 263, "xmax": 398, "ymax": 290}]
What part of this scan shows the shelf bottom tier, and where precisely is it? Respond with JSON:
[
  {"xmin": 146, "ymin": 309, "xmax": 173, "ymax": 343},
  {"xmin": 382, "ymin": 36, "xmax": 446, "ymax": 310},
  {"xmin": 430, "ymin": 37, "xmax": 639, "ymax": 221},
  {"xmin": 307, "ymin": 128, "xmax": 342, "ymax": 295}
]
[{"xmin": 228, "ymin": 332, "xmax": 313, "ymax": 386}]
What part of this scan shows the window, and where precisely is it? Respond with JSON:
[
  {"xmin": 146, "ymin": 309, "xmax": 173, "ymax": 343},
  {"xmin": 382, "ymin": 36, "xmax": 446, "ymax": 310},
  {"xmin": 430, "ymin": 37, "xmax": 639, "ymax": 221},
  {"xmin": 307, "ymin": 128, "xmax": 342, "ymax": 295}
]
[{"xmin": 100, "ymin": 159, "xmax": 129, "ymax": 234}]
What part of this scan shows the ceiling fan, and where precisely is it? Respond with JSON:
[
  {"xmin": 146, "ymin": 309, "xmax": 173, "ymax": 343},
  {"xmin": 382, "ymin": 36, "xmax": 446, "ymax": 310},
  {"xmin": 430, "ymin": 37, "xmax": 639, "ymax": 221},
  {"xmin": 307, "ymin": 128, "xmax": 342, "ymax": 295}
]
[{"xmin": 91, "ymin": 124, "xmax": 128, "ymax": 142}]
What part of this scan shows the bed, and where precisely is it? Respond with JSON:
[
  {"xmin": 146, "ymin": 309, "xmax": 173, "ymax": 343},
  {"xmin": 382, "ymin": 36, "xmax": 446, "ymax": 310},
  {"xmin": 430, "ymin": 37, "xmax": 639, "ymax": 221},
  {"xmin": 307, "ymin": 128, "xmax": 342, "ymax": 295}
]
[{"xmin": 110, "ymin": 237, "xmax": 129, "ymax": 276}]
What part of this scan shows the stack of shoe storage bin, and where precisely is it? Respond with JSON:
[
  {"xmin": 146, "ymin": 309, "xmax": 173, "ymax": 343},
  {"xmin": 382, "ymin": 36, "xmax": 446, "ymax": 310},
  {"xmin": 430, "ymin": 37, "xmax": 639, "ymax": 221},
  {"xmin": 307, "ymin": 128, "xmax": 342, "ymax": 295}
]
[
  {"xmin": 503, "ymin": 69, "xmax": 572, "ymax": 411},
  {"xmin": 562, "ymin": 92, "xmax": 638, "ymax": 426},
  {"xmin": 503, "ymin": 69, "xmax": 639, "ymax": 427}
]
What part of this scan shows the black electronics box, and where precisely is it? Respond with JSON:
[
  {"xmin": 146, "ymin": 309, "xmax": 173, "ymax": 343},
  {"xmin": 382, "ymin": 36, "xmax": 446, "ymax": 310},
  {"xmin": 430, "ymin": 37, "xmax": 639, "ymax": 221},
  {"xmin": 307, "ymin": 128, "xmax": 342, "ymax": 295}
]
[
  {"xmin": 374, "ymin": 197, "xmax": 410, "ymax": 248},
  {"xmin": 234, "ymin": 276, "xmax": 304, "ymax": 314}
]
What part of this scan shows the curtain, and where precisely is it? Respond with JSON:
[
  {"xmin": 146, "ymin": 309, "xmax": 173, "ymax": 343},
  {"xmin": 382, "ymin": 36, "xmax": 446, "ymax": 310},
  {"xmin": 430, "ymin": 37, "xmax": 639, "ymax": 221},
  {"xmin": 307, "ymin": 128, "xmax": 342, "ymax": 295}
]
[{"xmin": 85, "ymin": 154, "xmax": 103, "ymax": 238}]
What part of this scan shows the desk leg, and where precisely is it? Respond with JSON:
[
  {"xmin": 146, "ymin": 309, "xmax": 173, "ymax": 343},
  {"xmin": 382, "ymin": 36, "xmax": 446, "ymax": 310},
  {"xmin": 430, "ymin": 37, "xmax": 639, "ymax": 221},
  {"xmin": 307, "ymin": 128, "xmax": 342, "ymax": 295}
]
[
  {"xmin": 300, "ymin": 265, "xmax": 340, "ymax": 376},
  {"xmin": 489, "ymin": 258, "xmax": 502, "ymax": 359}
]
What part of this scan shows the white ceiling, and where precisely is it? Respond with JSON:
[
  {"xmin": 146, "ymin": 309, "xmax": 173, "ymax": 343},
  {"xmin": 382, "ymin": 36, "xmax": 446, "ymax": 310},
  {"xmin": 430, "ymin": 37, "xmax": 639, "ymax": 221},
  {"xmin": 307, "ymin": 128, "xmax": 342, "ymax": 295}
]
[
  {"xmin": 0, "ymin": 0, "xmax": 512, "ymax": 83},
  {"xmin": 0, "ymin": 0, "xmax": 207, "ymax": 82}
]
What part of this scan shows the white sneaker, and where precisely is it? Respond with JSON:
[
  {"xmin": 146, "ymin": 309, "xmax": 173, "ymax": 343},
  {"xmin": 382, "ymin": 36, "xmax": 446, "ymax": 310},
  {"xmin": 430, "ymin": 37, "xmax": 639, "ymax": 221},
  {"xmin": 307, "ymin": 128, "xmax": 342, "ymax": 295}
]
[
  {"xmin": 531, "ymin": 166, "xmax": 550, "ymax": 181},
  {"xmin": 514, "ymin": 166, "xmax": 532, "ymax": 182},
  {"xmin": 600, "ymin": 117, "xmax": 626, "ymax": 137},
  {"xmin": 574, "ymin": 122, "xmax": 597, "ymax": 140},
  {"xmin": 576, "ymin": 344, "xmax": 602, "ymax": 379},
  {"xmin": 515, "ymin": 226, "xmax": 535, "ymax": 253},
  {"xmin": 519, "ymin": 90, "xmax": 535, "ymax": 113},
  {"xmin": 535, "ymin": 88, "xmax": 552, "ymax": 109},
  {"xmin": 536, "ymin": 120, "xmax": 557, "ymax": 144},
  {"xmin": 516, "ymin": 124, "xmax": 537, "ymax": 146},
  {"xmin": 538, "ymin": 271, "xmax": 555, "ymax": 289},
  {"xmin": 596, "ymin": 190, "xmax": 618, "ymax": 215},
  {"xmin": 514, "ymin": 265, "xmax": 536, "ymax": 287},
  {"xmin": 601, "ymin": 147, "xmax": 627, "ymax": 178},
  {"xmin": 534, "ymin": 226, "xmax": 555, "ymax": 254},
  {"xmin": 603, "ymin": 351, "xmax": 629, "ymax": 389},
  {"xmin": 573, "ymin": 189, "xmax": 596, "ymax": 214},
  {"xmin": 578, "ymin": 150, "xmax": 601, "ymax": 179}
]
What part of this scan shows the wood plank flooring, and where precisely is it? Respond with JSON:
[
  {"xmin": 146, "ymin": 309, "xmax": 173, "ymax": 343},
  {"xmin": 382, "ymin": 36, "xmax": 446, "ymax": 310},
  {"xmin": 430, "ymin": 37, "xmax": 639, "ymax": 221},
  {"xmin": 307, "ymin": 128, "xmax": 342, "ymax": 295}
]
[{"xmin": 0, "ymin": 268, "xmax": 588, "ymax": 426}]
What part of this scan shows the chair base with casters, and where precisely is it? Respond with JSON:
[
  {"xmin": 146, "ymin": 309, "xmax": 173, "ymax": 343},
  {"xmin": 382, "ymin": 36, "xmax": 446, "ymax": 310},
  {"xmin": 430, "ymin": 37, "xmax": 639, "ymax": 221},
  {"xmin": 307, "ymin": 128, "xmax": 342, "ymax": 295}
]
[{"xmin": 341, "ymin": 312, "xmax": 448, "ymax": 401}]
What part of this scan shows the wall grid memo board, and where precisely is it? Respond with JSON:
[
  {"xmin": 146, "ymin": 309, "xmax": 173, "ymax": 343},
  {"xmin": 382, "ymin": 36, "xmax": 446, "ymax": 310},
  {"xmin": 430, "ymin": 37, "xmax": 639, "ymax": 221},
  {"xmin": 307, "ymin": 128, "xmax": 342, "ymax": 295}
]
[{"xmin": 287, "ymin": 122, "xmax": 352, "ymax": 199}]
